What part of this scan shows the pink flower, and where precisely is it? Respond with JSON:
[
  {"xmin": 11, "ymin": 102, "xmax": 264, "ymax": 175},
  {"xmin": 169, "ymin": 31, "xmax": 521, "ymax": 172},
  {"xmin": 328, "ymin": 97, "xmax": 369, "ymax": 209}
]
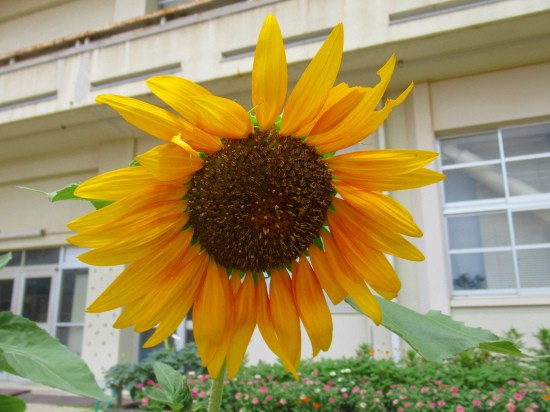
[
  {"xmin": 434, "ymin": 380, "xmax": 442, "ymax": 385},
  {"xmin": 416, "ymin": 402, "xmax": 424, "ymax": 408},
  {"xmin": 324, "ymin": 385, "xmax": 331, "ymax": 391},
  {"xmin": 456, "ymin": 406, "xmax": 465, "ymax": 412},
  {"xmin": 488, "ymin": 401, "xmax": 495, "ymax": 407},
  {"xmin": 473, "ymin": 399, "xmax": 482, "ymax": 407},
  {"xmin": 146, "ymin": 379, "xmax": 154, "ymax": 386},
  {"xmin": 135, "ymin": 383, "xmax": 144, "ymax": 390},
  {"xmin": 376, "ymin": 390, "xmax": 383, "ymax": 395},
  {"xmin": 251, "ymin": 397, "xmax": 259, "ymax": 405},
  {"xmin": 265, "ymin": 395, "xmax": 272, "ymax": 401},
  {"xmin": 342, "ymin": 392, "xmax": 349, "ymax": 399},
  {"xmin": 244, "ymin": 394, "xmax": 249, "ymax": 401},
  {"xmin": 352, "ymin": 386, "xmax": 360, "ymax": 394},
  {"xmin": 235, "ymin": 392, "xmax": 242, "ymax": 399},
  {"xmin": 514, "ymin": 394, "xmax": 524, "ymax": 401},
  {"xmin": 154, "ymin": 384, "xmax": 160, "ymax": 389},
  {"xmin": 279, "ymin": 399, "xmax": 287, "ymax": 405},
  {"xmin": 374, "ymin": 398, "xmax": 380, "ymax": 403},
  {"xmin": 259, "ymin": 386, "xmax": 268, "ymax": 394},
  {"xmin": 199, "ymin": 391, "xmax": 207, "ymax": 398},
  {"xmin": 437, "ymin": 400, "xmax": 446, "ymax": 407},
  {"xmin": 421, "ymin": 386, "xmax": 430, "ymax": 393},
  {"xmin": 508, "ymin": 380, "xmax": 516, "ymax": 386},
  {"xmin": 428, "ymin": 402, "xmax": 436, "ymax": 408},
  {"xmin": 397, "ymin": 409, "xmax": 405, "ymax": 412},
  {"xmin": 507, "ymin": 404, "xmax": 516, "ymax": 412},
  {"xmin": 404, "ymin": 402, "xmax": 412, "ymax": 408},
  {"xmin": 451, "ymin": 386, "xmax": 459, "ymax": 394},
  {"xmin": 410, "ymin": 385, "xmax": 417, "ymax": 390},
  {"xmin": 530, "ymin": 403, "xmax": 540, "ymax": 409},
  {"xmin": 311, "ymin": 370, "xmax": 318, "ymax": 377},
  {"xmin": 191, "ymin": 387, "xmax": 199, "ymax": 398},
  {"xmin": 141, "ymin": 397, "xmax": 149, "ymax": 407},
  {"xmin": 499, "ymin": 388, "xmax": 506, "ymax": 393}
]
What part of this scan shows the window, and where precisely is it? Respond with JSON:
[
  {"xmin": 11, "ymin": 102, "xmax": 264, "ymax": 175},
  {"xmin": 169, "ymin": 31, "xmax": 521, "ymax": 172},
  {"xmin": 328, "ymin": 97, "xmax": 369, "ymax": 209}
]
[
  {"xmin": 440, "ymin": 122, "xmax": 550, "ymax": 294},
  {"xmin": 0, "ymin": 247, "xmax": 89, "ymax": 354}
]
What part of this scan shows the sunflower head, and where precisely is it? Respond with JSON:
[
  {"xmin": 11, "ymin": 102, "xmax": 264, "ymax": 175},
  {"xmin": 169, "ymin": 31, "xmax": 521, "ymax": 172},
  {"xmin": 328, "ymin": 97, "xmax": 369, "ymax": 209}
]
[{"xmin": 69, "ymin": 15, "xmax": 444, "ymax": 379}]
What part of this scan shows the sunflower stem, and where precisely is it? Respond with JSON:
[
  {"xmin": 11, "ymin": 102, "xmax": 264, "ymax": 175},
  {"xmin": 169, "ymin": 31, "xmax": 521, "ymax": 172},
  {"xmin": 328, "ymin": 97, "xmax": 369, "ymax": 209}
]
[{"xmin": 207, "ymin": 364, "xmax": 226, "ymax": 412}]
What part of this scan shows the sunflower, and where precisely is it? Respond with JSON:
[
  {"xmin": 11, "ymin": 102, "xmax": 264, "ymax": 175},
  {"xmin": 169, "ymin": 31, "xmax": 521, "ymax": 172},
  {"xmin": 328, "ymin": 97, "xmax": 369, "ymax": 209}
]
[{"xmin": 69, "ymin": 15, "xmax": 443, "ymax": 379}]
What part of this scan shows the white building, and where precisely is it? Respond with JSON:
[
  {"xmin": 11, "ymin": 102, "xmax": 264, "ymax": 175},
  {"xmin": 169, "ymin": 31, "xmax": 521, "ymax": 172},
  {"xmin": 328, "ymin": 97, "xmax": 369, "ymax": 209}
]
[{"xmin": 1, "ymin": 0, "xmax": 549, "ymax": 381}]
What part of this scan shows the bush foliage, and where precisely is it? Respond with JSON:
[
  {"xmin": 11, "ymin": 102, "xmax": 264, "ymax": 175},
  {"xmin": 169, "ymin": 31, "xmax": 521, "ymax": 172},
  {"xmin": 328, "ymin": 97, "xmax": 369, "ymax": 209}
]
[{"xmin": 105, "ymin": 328, "xmax": 550, "ymax": 411}]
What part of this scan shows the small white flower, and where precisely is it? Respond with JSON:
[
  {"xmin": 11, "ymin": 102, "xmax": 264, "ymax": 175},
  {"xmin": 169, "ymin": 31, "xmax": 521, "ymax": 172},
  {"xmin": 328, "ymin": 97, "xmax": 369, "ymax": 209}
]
[
  {"xmin": 360, "ymin": 402, "xmax": 367, "ymax": 409},
  {"xmin": 315, "ymin": 388, "xmax": 321, "ymax": 393},
  {"xmin": 341, "ymin": 388, "xmax": 348, "ymax": 393},
  {"xmin": 329, "ymin": 371, "xmax": 336, "ymax": 377},
  {"xmin": 254, "ymin": 374, "xmax": 262, "ymax": 380}
]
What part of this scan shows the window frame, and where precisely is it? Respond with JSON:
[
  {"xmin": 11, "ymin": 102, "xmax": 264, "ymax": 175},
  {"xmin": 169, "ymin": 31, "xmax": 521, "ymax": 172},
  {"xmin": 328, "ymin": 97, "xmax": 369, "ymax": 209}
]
[{"xmin": 438, "ymin": 121, "xmax": 550, "ymax": 297}]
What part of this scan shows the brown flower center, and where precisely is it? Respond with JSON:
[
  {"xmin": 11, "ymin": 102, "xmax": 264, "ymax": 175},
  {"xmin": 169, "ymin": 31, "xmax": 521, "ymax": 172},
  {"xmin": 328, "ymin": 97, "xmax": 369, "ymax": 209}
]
[{"xmin": 187, "ymin": 129, "xmax": 333, "ymax": 272}]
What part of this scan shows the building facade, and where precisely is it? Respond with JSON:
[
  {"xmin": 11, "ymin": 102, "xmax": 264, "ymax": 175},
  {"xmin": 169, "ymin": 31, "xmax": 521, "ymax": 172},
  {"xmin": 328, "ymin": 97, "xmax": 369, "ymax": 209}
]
[{"xmin": 1, "ymin": 0, "xmax": 549, "ymax": 381}]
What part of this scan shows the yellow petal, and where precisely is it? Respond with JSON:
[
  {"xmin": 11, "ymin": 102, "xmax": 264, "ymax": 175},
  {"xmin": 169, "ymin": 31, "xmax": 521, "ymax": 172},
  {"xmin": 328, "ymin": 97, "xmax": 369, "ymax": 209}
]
[
  {"xmin": 308, "ymin": 86, "xmax": 365, "ymax": 136},
  {"xmin": 320, "ymin": 231, "xmax": 382, "ymax": 324},
  {"xmin": 327, "ymin": 149, "xmax": 439, "ymax": 179},
  {"xmin": 143, "ymin": 253, "xmax": 208, "ymax": 347},
  {"xmin": 292, "ymin": 257, "xmax": 332, "ymax": 356},
  {"xmin": 226, "ymin": 273, "xmax": 257, "ymax": 379},
  {"xmin": 316, "ymin": 82, "xmax": 414, "ymax": 153},
  {"xmin": 269, "ymin": 267, "xmax": 301, "ymax": 368},
  {"xmin": 135, "ymin": 143, "xmax": 203, "ymax": 181},
  {"xmin": 96, "ymin": 94, "xmax": 190, "ymax": 143},
  {"xmin": 252, "ymin": 15, "xmax": 287, "ymax": 131},
  {"xmin": 146, "ymin": 75, "xmax": 212, "ymax": 125},
  {"xmin": 308, "ymin": 243, "xmax": 348, "ymax": 305},
  {"xmin": 74, "ymin": 219, "xmax": 183, "ymax": 265},
  {"xmin": 280, "ymin": 24, "xmax": 344, "ymax": 136},
  {"xmin": 329, "ymin": 198, "xmax": 425, "ymax": 261},
  {"xmin": 256, "ymin": 274, "xmax": 299, "ymax": 378},
  {"xmin": 326, "ymin": 207, "xmax": 402, "ymax": 297},
  {"xmin": 87, "ymin": 229, "xmax": 194, "ymax": 312},
  {"xmin": 69, "ymin": 183, "xmax": 186, "ymax": 232},
  {"xmin": 192, "ymin": 95, "xmax": 252, "ymax": 138},
  {"xmin": 335, "ymin": 168, "xmax": 445, "ymax": 191},
  {"xmin": 75, "ymin": 166, "xmax": 158, "ymax": 201},
  {"xmin": 194, "ymin": 261, "xmax": 228, "ymax": 365},
  {"xmin": 332, "ymin": 181, "xmax": 422, "ymax": 237}
]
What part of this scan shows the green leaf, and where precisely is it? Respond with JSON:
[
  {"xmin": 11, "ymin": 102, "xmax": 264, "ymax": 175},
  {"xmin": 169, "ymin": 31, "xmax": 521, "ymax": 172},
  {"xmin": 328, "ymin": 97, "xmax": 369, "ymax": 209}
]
[
  {"xmin": 0, "ymin": 312, "xmax": 108, "ymax": 401},
  {"xmin": 146, "ymin": 362, "xmax": 194, "ymax": 411},
  {"xmin": 0, "ymin": 395, "xmax": 26, "ymax": 412},
  {"xmin": 0, "ymin": 252, "xmax": 12, "ymax": 270},
  {"xmin": 346, "ymin": 297, "xmax": 529, "ymax": 362},
  {"xmin": 153, "ymin": 362, "xmax": 183, "ymax": 396},
  {"xmin": 479, "ymin": 340, "xmax": 531, "ymax": 357},
  {"xmin": 19, "ymin": 184, "xmax": 113, "ymax": 210}
]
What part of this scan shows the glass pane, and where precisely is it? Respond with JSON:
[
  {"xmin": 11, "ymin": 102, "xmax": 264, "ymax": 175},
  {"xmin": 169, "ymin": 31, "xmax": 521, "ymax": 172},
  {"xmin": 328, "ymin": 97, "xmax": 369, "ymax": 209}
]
[
  {"xmin": 443, "ymin": 165, "xmax": 505, "ymax": 202},
  {"xmin": 22, "ymin": 277, "xmax": 51, "ymax": 322},
  {"xmin": 56, "ymin": 326, "xmax": 84, "ymax": 355},
  {"xmin": 517, "ymin": 248, "xmax": 550, "ymax": 288},
  {"xmin": 138, "ymin": 329, "xmax": 164, "ymax": 361},
  {"xmin": 6, "ymin": 251, "xmax": 22, "ymax": 267},
  {"xmin": 447, "ymin": 213, "xmax": 510, "ymax": 250},
  {"xmin": 513, "ymin": 209, "xmax": 550, "ymax": 245},
  {"xmin": 502, "ymin": 123, "xmax": 550, "ymax": 158},
  {"xmin": 0, "ymin": 279, "xmax": 14, "ymax": 311},
  {"xmin": 25, "ymin": 248, "xmax": 60, "ymax": 265},
  {"xmin": 441, "ymin": 132, "xmax": 499, "ymax": 166},
  {"xmin": 58, "ymin": 269, "xmax": 88, "ymax": 323},
  {"xmin": 451, "ymin": 251, "xmax": 516, "ymax": 290},
  {"xmin": 507, "ymin": 158, "xmax": 550, "ymax": 196}
]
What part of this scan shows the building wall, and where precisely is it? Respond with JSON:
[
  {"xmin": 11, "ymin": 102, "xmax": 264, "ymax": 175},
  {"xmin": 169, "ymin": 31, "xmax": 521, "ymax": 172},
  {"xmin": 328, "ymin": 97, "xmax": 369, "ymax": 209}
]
[{"xmin": 1, "ymin": 0, "xmax": 550, "ymax": 381}]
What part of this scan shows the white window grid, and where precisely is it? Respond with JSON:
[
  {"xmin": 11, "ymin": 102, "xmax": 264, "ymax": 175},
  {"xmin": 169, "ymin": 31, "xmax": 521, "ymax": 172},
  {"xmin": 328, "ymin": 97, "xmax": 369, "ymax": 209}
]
[{"xmin": 438, "ymin": 122, "xmax": 550, "ymax": 297}]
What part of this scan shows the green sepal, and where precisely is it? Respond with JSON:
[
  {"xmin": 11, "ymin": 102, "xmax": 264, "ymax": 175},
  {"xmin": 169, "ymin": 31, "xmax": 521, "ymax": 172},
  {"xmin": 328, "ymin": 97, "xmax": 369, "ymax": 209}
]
[
  {"xmin": 249, "ymin": 113, "xmax": 259, "ymax": 129},
  {"xmin": 129, "ymin": 159, "xmax": 141, "ymax": 167},
  {"xmin": 0, "ymin": 253, "xmax": 12, "ymax": 270},
  {"xmin": 321, "ymin": 151, "xmax": 336, "ymax": 159},
  {"xmin": 20, "ymin": 184, "xmax": 113, "ymax": 210},
  {"xmin": 311, "ymin": 236, "xmax": 324, "ymax": 251},
  {"xmin": 328, "ymin": 203, "xmax": 336, "ymax": 212},
  {"xmin": 274, "ymin": 115, "xmax": 282, "ymax": 132}
]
